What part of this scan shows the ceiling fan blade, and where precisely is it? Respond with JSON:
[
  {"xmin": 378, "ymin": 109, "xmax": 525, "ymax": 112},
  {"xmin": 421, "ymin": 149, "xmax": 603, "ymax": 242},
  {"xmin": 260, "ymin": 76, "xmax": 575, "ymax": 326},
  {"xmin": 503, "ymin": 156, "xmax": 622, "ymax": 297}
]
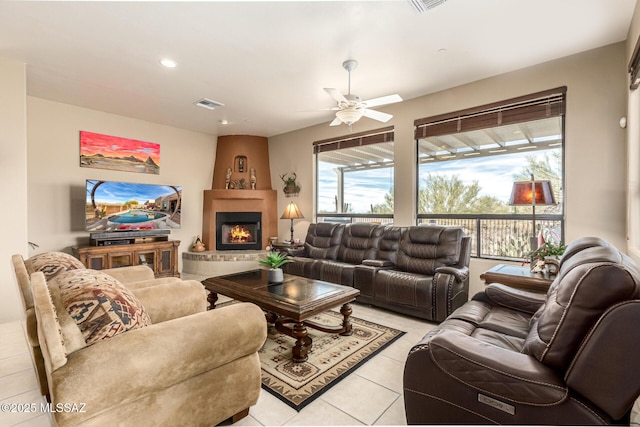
[
  {"xmin": 362, "ymin": 94, "xmax": 402, "ymax": 108},
  {"xmin": 329, "ymin": 116, "xmax": 343, "ymax": 126},
  {"xmin": 324, "ymin": 88, "xmax": 348, "ymax": 103},
  {"xmin": 363, "ymin": 109, "xmax": 393, "ymax": 123}
]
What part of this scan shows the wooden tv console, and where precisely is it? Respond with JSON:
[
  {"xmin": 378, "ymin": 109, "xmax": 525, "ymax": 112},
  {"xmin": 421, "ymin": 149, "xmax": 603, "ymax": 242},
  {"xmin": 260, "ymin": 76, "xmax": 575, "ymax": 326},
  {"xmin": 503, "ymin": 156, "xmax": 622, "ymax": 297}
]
[{"xmin": 72, "ymin": 240, "xmax": 180, "ymax": 278}]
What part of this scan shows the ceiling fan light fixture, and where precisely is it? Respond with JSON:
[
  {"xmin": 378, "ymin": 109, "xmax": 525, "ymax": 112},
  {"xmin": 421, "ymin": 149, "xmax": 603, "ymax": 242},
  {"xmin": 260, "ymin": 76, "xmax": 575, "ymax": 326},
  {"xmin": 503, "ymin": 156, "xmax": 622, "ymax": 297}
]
[
  {"xmin": 336, "ymin": 108, "xmax": 364, "ymax": 126},
  {"xmin": 160, "ymin": 58, "xmax": 177, "ymax": 68}
]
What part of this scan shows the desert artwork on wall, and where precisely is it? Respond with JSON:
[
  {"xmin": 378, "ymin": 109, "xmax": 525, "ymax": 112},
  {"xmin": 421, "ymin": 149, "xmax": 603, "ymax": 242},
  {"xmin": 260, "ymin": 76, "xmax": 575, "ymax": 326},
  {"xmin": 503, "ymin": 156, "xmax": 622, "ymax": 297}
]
[{"xmin": 80, "ymin": 131, "xmax": 160, "ymax": 174}]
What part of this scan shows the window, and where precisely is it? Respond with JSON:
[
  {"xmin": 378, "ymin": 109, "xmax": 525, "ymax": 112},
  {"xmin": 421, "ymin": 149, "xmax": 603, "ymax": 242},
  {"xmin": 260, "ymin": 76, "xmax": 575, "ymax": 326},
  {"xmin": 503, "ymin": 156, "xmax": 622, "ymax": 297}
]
[
  {"xmin": 314, "ymin": 127, "xmax": 394, "ymax": 224},
  {"xmin": 415, "ymin": 87, "xmax": 566, "ymax": 260}
]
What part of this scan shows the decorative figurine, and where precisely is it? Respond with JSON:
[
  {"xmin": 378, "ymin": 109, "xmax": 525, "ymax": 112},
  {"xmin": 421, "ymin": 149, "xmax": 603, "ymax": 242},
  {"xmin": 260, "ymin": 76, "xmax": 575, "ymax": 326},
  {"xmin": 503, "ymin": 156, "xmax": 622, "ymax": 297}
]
[
  {"xmin": 280, "ymin": 172, "xmax": 301, "ymax": 197},
  {"xmin": 230, "ymin": 178, "xmax": 247, "ymax": 189},
  {"xmin": 225, "ymin": 167, "xmax": 232, "ymax": 189},
  {"xmin": 250, "ymin": 168, "xmax": 257, "ymax": 189},
  {"xmin": 192, "ymin": 236, "xmax": 206, "ymax": 252}
]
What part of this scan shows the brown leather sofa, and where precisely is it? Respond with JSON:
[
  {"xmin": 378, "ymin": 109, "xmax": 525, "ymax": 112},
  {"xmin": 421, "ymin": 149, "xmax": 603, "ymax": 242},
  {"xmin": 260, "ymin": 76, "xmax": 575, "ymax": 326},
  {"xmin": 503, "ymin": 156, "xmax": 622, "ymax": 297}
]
[
  {"xmin": 403, "ymin": 237, "xmax": 640, "ymax": 424},
  {"xmin": 284, "ymin": 222, "xmax": 346, "ymax": 278},
  {"xmin": 283, "ymin": 222, "xmax": 471, "ymax": 322}
]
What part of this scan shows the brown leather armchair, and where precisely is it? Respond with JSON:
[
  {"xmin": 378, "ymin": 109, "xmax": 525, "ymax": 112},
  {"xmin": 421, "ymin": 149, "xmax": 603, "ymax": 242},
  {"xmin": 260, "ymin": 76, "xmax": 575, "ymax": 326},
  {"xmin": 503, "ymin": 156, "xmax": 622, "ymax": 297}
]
[{"xmin": 403, "ymin": 237, "xmax": 640, "ymax": 424}]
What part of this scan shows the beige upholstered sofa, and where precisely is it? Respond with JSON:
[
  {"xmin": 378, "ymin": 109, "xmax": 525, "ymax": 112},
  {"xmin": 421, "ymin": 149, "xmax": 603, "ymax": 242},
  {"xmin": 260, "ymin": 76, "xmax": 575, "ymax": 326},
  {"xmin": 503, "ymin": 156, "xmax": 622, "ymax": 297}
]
[
  {"xmin": 12, "ymin": 252, "xmax": 184, "ymax": 400},
  {"xmin": 14, "ymin": 252, "xmax": 267, "ymax": 426}
]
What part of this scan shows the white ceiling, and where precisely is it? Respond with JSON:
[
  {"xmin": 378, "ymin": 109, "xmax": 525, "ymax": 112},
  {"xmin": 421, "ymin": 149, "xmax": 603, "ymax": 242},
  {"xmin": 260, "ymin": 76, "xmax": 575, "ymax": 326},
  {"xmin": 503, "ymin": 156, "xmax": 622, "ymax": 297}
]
[{"xmin": 0, "ymin": 0, "xmax": 636, "ymax": 137}]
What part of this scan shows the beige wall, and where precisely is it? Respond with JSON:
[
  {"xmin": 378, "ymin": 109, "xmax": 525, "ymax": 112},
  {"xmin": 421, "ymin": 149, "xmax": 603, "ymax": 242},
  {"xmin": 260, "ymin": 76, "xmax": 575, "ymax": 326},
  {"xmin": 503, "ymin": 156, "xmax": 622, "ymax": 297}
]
[
  {"xmin": 1, "ymin": 58, "xmax": 28, "ymax": 323},
  {"xmin": 0, "ymin": 40, "xmax": 631, "ymax": 321},
  {"xmin": 269, "ymin": 42, "xmax": 629, "ymax": 298},
  {"xmin": 26, "ymin": 97, "xmax": 217, "ymax": 263}
]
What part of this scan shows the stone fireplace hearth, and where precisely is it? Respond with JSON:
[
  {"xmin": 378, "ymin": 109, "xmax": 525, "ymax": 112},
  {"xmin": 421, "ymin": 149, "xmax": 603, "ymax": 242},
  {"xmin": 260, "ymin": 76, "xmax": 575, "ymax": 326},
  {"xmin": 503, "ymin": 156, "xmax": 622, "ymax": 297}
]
[{"xmin": 202, "ymin": 135, "xmax": 277, "ymax": 251}]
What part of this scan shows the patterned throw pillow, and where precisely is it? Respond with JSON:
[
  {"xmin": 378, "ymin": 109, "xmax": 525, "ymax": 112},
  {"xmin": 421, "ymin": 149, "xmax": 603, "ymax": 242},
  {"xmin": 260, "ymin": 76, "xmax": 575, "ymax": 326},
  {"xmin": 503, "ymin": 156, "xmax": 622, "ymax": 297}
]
[
  {"xmin": 25, "ymin": 252, "xmax": 85, "ymax": 281},
  {"xmin": 53, "ymin": 270, "xmax": 151, "ymax": 346}
]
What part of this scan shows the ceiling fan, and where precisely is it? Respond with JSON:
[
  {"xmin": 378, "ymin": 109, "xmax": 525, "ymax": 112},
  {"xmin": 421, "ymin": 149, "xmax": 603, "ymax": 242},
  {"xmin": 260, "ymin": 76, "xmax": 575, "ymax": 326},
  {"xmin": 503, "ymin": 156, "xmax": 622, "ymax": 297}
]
[{"xmin": 323, "ymin": 59, "xmax": 402, "ymax": 127}]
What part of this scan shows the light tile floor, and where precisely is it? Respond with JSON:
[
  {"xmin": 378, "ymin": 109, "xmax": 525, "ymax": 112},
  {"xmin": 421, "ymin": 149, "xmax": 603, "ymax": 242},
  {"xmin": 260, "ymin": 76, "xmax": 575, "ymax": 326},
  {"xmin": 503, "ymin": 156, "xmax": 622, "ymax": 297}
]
[
  {"xmin": 2, "ymin": 295, "xmax": 640, "ymax": 427},
  {"xmin": 0, "ymin": 299, "xmax": 434, "ymax": 427}
]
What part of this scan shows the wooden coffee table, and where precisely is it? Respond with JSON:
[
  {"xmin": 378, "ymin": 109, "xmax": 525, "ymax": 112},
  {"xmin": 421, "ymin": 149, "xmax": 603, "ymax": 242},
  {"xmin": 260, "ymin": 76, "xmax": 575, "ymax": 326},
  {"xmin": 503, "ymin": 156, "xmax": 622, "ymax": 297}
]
[{"xmin": 202, "ymin": 269, "xmax": 360, "ymax": 363}]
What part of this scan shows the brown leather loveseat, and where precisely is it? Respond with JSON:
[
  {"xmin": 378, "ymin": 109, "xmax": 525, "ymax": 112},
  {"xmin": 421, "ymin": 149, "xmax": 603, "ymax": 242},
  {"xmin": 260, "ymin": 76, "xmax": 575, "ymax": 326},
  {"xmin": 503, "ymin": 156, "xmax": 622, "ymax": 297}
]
[
  {"xmin": 284, "ymin": 222, "xmax": 471, "ymax": 322},
  {"xmin": 403, "ymin": 237, "xmax": 640, "ymax": 424}
]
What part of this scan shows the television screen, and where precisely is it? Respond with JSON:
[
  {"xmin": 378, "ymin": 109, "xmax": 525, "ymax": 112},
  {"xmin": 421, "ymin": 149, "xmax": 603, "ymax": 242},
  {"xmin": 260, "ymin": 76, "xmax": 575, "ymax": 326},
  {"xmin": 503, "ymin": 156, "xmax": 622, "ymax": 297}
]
[{"xmin": 85, "ymin": 180, "xmax": 182, "ymax": 232}]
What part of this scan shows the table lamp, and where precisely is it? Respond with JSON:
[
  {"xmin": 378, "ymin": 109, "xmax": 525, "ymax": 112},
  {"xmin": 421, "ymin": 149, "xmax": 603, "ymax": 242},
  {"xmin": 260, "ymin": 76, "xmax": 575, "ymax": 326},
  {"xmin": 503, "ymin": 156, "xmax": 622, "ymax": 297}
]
[
  {"xmin": 281, "ymin": 201, "xmax": 304, "ymax": 243},
  {"xmin": 509, "ymin": 174, "xmax": 556, "ymax": 250}
]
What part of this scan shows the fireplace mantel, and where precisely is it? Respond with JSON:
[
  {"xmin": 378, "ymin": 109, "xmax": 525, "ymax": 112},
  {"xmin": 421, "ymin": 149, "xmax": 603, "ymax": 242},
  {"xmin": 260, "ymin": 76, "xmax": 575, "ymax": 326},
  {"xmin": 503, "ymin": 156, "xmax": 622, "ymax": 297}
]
[
  {"xmin": 205, "ymin": 189, "xmax": 274, "ymax": 200},
  {"xmin": 202, "ymin": 188, "xmax": 277, "ymax": 251}
]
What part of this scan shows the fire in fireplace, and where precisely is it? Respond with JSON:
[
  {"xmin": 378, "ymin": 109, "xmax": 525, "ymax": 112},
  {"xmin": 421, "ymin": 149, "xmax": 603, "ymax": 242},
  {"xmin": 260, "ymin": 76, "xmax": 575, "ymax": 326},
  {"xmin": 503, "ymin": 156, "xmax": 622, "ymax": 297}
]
[
  {"xmin": 216, "ymin": 212, "xmax": 262, "ymax": 250},
  {"xmin": 228, "ymin": 225, "xmax": 253, "ymax": 243}
]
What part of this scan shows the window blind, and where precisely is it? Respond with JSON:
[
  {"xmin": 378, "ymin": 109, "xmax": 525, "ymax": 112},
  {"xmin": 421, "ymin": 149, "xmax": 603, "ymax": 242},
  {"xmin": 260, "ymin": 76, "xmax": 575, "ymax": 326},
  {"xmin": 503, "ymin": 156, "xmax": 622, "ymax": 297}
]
[
  {"xmin": 313, "ymin": 126, "xmax": 394, "ymax": 154},
  {"xmin": 414, "ymin": 87, "xmax": 567, "ymax": 140},
  {"xmin": 630, "ymin": 35, "xmax": 640, "ymax": 90}
]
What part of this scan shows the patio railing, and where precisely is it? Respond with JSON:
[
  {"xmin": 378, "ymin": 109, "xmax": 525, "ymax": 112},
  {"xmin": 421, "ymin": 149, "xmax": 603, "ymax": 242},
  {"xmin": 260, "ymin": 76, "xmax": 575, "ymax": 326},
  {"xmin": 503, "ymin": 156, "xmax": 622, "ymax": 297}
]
[{"xmin": 316, "ymin": 213, "xmax": 563, "ymax": 261}]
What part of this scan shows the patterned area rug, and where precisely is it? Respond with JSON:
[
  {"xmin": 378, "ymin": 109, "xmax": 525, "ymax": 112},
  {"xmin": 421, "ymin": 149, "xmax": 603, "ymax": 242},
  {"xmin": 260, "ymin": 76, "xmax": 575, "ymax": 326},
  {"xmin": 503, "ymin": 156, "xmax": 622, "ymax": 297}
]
[{"xmin": 258, "ymin": 309, "xmax": 404, "ymax": 410}]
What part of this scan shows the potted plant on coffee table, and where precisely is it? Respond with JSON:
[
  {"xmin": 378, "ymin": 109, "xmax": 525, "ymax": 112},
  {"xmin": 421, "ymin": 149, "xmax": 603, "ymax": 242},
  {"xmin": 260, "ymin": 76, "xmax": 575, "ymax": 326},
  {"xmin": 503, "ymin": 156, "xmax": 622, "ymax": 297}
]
[{"xmin": 259, "ymin": 252, "xmax": 293, "ymax": 283}]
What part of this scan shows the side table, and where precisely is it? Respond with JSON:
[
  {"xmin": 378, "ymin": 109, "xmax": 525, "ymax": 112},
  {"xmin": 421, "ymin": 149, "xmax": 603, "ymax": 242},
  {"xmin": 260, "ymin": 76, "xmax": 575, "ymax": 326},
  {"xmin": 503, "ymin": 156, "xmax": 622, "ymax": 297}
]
[
  {"xmin": 480, "ymin": 264, "xmax": 554, "ymax": 293},
  {"xmin": 270, "ymin": 242, "xmax": 305, "ymax": 256}
]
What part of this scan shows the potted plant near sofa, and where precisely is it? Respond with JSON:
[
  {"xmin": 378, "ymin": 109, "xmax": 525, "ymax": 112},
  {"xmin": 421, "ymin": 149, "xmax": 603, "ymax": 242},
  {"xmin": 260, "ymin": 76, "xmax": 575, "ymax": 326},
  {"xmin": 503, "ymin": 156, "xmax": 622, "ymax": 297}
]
[
  {"xmin": 528, "ymin": 240, "xmax": 567, "ymax": 274},
  {"xmin": 259, "ymin": 252, "xmax": 292, "ymax": 283}
]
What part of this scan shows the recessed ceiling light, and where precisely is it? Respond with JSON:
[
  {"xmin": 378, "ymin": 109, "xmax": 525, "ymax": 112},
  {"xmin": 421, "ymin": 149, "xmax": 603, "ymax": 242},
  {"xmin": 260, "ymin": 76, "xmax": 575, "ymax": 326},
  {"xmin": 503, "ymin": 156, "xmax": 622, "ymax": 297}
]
[
  {"xmin": 160, "ymin": 58, "xmax": 177, "ymax": 68},
  {"xmin": 219, "ymin": 120, "xmax": 229, "ymax": 125}
]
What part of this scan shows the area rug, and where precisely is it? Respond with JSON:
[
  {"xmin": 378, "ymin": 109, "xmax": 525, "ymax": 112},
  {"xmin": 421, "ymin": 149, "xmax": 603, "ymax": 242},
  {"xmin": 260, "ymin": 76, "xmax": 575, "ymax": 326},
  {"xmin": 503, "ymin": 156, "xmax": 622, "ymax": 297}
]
[
  {"xmin": 260, "ymin": 310, "xmax": 404, "ymax": 410},
  {"xmin": 219, "ymin": 301, "xmax": 405, "ymax": 411}
]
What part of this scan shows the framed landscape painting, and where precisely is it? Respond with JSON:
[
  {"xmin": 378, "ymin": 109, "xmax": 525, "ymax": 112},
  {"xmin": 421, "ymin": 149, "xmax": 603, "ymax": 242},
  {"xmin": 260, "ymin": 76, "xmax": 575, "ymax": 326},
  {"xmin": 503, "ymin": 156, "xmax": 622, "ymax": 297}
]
[{"xmin": 80, "ymin": 131, "xmax": 160, "ymax": 174}]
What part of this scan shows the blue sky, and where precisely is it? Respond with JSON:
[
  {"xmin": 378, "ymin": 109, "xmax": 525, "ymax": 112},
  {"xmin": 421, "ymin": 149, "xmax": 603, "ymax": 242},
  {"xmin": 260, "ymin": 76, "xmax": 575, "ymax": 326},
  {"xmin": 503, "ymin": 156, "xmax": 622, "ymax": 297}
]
[
  {"xmin": 86, "ymin": 180, "xmax": 181, "ymax": 205},
  {"xmin": 318, "ymin": 149, "xmax": 559, "ymax": 213}
]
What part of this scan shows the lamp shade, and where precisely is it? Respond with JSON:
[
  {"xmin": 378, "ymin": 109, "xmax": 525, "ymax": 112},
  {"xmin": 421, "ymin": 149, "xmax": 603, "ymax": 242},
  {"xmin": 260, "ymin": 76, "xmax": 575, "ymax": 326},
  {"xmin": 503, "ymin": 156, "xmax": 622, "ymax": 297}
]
[
  {"xmin": 281, "ymin": 202, "xmax": 304, "ymax": 220},
  {"xmin": 509, "ymin": 180, "xmax": 556, "ymax": 206}
]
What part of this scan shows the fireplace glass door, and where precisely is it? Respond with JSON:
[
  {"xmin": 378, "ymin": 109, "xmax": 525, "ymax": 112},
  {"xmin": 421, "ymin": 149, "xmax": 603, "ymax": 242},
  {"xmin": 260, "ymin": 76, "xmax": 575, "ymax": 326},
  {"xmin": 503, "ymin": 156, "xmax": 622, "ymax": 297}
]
[{"xmin": 216, "ymin": 212, "xmax": 262, "ymax": 250}]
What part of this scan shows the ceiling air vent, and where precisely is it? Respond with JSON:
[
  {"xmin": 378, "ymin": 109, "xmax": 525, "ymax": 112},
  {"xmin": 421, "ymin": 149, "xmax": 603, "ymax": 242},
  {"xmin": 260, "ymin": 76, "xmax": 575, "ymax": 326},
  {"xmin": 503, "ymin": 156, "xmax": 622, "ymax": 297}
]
[
  {"xmin": 409, "ymin": 0, "xmax": 447, "ymax": 13},
  {"xmin": 195, "ymin": 98, "xmax": 225, "ymax": 110}
]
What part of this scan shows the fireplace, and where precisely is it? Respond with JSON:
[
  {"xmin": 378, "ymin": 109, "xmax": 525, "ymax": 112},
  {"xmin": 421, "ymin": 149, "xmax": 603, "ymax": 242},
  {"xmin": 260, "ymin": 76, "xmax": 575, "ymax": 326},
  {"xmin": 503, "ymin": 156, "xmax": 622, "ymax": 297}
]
[
  {"xmin": 216, "ymin": 212, "xmax": 262, "ymax": 250},
  {"xmin": 202, "ymin": 135, "xmax": 277, "ymax": 251}
]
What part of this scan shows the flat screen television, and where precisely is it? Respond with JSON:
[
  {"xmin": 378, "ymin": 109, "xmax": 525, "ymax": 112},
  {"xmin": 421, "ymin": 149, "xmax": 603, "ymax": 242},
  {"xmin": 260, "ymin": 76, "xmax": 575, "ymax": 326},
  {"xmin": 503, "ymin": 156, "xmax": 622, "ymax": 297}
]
[{"xmin": 85, "ymin": 179, "xmax": 182, "ymax": 232}]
